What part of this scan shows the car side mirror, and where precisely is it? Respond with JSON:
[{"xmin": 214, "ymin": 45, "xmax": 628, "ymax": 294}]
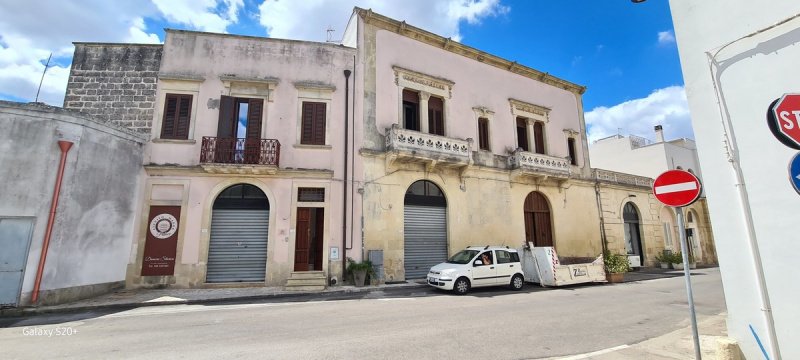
[{"xmin": 473, "ymin": 260, "xmax": 483, "ymax": 266}]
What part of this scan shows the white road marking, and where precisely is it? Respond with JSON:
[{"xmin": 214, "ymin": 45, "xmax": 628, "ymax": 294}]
[
  {"xmin": 553, "ymin": 344, "xmax": 630, "ymax": 359},
  {"xmin": 376, "ymin": 298, "xmax": 415, "ymax": 301},
  {"xmin": 654, "ymin": 181, "xmax": 697, "ymax": 194}
]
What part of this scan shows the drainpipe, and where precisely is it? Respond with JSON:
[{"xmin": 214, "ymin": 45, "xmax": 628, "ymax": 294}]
[
  {"xmin": 342, "ymin": 69, "xmax": 351, "ymax": 281},
  {"xmin": 31, "ymin": 140, "xmax": 73, "ymax": 304},
  {"xmin": 593, "ymin": 172, "xmax": 609, "ymax": 255}
]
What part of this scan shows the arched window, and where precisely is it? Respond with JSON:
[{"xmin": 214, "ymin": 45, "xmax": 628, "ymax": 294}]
[{"xmin": 404, "ymin": 180, "xmax": 446, "ymax": 207}]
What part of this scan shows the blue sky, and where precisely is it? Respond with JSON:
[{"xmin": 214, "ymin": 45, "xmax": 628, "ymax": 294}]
[{"xmin": 0, "ymin": 0, "xmax": 691, "ymax": 141}]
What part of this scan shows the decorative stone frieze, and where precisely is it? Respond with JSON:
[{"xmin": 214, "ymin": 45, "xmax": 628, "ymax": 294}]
[
  {"xmin": 392, "ymin": 66, "xmax": 454, "ymax": 99},
  {"xmin": 509, "ymin": 98, "xmax": 550, "ymax": 122}
]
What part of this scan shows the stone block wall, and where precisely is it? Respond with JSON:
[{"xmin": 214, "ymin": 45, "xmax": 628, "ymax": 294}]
[{"xmin": 64, "ymin": 43, "xmax": 163, "ymax": 133}]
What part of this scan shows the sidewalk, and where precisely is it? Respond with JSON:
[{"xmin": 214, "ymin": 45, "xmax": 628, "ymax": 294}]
[
  {"xmin": 0, "ymin": 281, "xmax": 426, "ymax": 317},
  {"xmin": 551, "ymin": 312, "xmax": 730, "ymax": 360},
  {"xmin": 1, "ymin": 266, "xmax": 713, "ymax": 318}
]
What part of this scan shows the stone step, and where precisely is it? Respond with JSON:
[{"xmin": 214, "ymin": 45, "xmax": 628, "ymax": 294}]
[
  {"xmin": 283, "ymin": 285, "xmax": 326, "ymax": 292},
  {"xmin": 289, "ymin": 271, "xmax": 326, "ymax": 280},
  {"xmin": 285, "ymin": 278, "xmax": 327, "ymax": 287}
]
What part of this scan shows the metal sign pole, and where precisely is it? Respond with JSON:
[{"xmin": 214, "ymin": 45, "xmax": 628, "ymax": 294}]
[{"xmin": 676, "ymin": 206, "xmax": 702, "ymax": 359}]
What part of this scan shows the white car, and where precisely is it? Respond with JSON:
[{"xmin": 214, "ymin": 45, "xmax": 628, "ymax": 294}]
[{"xmin": 427, "ymin": 246, "xmax": 525, "ymax": 295}]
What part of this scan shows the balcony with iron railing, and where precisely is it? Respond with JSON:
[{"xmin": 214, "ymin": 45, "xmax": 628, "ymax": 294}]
[
  {"xmin": 200, "ymin": 136, "xmax": 280, "ymax": 174},
  {"xmin": 385, "ymin": 124, "xmax": 473, "ymax": 171},
  {"xmin": 508, "ymin": 148, "xmax": 571, "ymax": 180}
]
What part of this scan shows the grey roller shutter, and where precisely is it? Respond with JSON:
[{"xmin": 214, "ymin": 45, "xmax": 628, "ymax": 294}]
[
  {"xmin": 404, "ymin": 205, "xmax": 447, "ymax": 279},
  {"xmin": 207, "ymin": 209, "xmax": 269, "ymax": 283}
]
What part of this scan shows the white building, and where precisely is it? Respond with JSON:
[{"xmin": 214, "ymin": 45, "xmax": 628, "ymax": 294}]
[
  {"xmin": 590, "ymin": 125, "xmax": 703, "ymax": 181},
  {"xmin": 669, "ymin": 0, "xmax": 800, "ymax": 358},
  {"xmin": 590, "ymin": 125, "xmax": 716, "ymax": 265}
]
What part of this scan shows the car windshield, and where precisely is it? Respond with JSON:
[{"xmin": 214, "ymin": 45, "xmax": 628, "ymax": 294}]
[{"xmin": 447, "ymin": 250, "xmax": 479, "ymax": 264}]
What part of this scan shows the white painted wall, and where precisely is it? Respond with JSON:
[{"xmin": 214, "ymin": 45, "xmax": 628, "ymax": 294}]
[
  {"xmin": 669, "ymin": 1, "xmax": 800, "ymax": 358},
  {"xmin": 590, "ymin": 133, "xmax": 703, "ymax": 182}
]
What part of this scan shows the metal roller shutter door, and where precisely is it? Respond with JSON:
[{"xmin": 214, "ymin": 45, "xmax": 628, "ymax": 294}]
[
  {"xmin": 207, "ymin": 209, "xmax": 269, "ymax": 283},
  {"xmin": 404, "ymin": 205, "xmax": 447, "ymax": 279}
]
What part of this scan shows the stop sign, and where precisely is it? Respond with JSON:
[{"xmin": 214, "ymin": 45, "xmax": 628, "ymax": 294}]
[
  {"xmin": 769, "ymin": 94, "xmax": 800, "ymax": 149},
  {"xmin": 653, "ymin": 170, "xmax": 702, "ymax": 207}
]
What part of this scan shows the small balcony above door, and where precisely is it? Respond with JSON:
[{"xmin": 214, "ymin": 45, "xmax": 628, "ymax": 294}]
[
  {"xmin": 508, "ymin": 148, "xmax": 571, "ymax": 181},
  {"xmin": 385, "ymin": 124, "xmax": 473, "ymax": 172},
  {"xmin": 200, "ymin": 136, "xmax": 280, "ymax": 175}
]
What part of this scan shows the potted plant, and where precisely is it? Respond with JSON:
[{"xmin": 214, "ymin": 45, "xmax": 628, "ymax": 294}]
[
  {"xmin": 604, "ymin": 252, "xmax": 631, "ymax": 283},
  {"xmin": 655, "ymin": 252, "xmax": 671, "ymax": 269},
  {"xmin": 672, "ymin": 251, "xmax": 685, "ymax": 270},
  {"xmin": 346, "ymin": 258, "xmax": 374, "ymax": 287}
]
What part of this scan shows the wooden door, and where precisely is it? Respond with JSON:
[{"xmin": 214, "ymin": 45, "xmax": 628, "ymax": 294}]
[
  {"xmin": 294, "ymin": 208, "xmax": 311, "ymax": 271},
  {"xmin": 534, "ymin": 121, "xmax": 545, "ymax": 154},
  {"xmin": 516, "ymin": 118, "xmax": 528, "ymax": 151},
  {"xmin": 524, "ymin": 192, "xmax": 553, "ymax": 247},
  {"xmin": 313, "ymin": 208, "xmax": 324, "ymax": 271}
]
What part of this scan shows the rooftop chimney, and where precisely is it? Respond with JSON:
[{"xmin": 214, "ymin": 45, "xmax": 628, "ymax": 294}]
[{"xmin": 654, "ymin": 125, "xmax": 665, "ymax": 143}]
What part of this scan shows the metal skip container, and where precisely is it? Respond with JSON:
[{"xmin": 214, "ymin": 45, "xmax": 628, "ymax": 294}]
[{"xmin": 520, "ymin": 243, "xmax": 606, "ymax": 286}]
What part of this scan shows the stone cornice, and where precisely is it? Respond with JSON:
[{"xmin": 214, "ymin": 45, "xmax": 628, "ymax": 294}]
[
  {"xmin": 509, "ymin": 98, "xmax": 551, "ymax": 121},
  {"xmin": 356, "ymin": 7, "xmax": 586, "ymax": 95},
  {"xmin": 144, "ymin": 165, "xmax": 333, "ymax": 178}
]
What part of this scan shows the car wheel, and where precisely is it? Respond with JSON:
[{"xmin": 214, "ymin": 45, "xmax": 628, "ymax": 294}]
[
  {"xmin": 454, "ymin": 277, "xmax": 470, "ymax": 295},
  {"xmin": 510, "ymin": 274, "xmax": 524, "ymax": 290}
]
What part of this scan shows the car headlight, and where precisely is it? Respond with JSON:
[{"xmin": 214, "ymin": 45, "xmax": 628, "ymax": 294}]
[{"xmin": 439, "ymin": 270, "xmax": 456, "ymax": 279}]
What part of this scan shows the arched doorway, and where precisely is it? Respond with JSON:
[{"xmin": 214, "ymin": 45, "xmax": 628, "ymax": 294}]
[
  {"xmin": 207, "ymin": 184, "xmax": 270, "ymax": 283},
  {"xmin": 623, "ymin": 202, "xmax": 644, "ymax": 260},
  {"xmin": 686, "ymin": 209, "xmax": 702, "ymax": 262},
  {"xmin": 524, "ymin": 192, "xmax": 553, "ymax": 247},
  {"xmin": 403, "ymin": 180, "xmax": 447, "ymax": 279}
]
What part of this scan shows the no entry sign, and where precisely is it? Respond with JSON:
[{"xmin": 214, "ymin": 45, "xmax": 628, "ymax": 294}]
[{"xmin": 653, "ymin": 170, "xmax": 702, "ymax": 207}]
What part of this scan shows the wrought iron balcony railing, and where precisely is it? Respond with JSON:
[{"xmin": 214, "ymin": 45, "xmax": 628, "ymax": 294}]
[{"xmin": 200, "ymin": 137, "xmax": 280, "ymax": 166}]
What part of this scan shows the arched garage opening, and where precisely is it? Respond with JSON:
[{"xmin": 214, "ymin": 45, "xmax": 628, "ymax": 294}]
[
  {"xmin": 207, "ymin": 184, "xmax": 270, "ymax": 283},
  {"xmin": 403, "ymin": 180, "xmax": 447, "ymax": 279}
]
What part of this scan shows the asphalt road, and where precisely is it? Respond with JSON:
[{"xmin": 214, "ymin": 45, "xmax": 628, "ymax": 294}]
[{"xmin": 0, "ymin": 268, "xmax": 725, "ymax": 360}]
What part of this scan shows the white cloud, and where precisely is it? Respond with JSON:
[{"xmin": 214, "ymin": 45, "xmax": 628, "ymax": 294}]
[
  {"xmin": 258, "ymin": 0, "xmax": 509, "ymax": 42},
  {"xmin": 152, "ymin": 0, "xmax": 243, "ymax": 33},
  {"xmin": 585, "ymin": 86, "xmax": 693, "ymax": 143},
  {"xmin": 658, "ymin": 30, "xmax": 676, "ymax": 45},
  {"xmin": 0, "ymin": 0, "xmax": 163, "ymax": 105}
]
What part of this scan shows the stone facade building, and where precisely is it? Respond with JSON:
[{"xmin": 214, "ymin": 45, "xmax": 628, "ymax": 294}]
[
  {"xmin": 46, "ymin": 8, "xmax": 710, "ymax": 294},
  {"xmin": 63, "ymin": 44, "xmax": 161, "ymax": 133}
]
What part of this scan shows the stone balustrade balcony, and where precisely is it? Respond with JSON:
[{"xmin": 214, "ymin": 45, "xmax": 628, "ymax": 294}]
[
  {"xmin": 593, "ymin": 169, "xmax": 654, "ymax": 188},
  {"xmin": 508, "ymin": 149, "xmax": 571, "ymax": 180},
  {"xmin": 385, "ymin": 124, "xmax": 473, "ymax": 171}
]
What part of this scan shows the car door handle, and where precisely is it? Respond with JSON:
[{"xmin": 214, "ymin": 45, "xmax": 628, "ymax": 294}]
[
  {"xmin": 509, "ymin": 265, "xmax": 514, "ymax": 268},
  {"xmin": 490, "ymin": 267, "xmax": 495, "ymax": 269}
]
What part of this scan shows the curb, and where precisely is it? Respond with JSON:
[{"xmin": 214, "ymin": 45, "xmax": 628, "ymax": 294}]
[{"xmin": 1, "ymin": 283, "xmax": 428, "ymax": 318}]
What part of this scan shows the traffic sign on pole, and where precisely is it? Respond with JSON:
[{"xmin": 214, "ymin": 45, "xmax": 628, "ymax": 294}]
[
  {"xmin": 789, "ymin": 153, "xmax": 800, "ymax": 195},
  {"xmin": 653, "ymin": 170, "xmax": 702, "ymax": 207},
  {"xmin": 768, "ymin": 94, "xmax": 800, "ymax": 150}
]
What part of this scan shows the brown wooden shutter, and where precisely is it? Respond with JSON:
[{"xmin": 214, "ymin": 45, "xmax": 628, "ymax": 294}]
[
  {"xmin": 534, "ymin": 121, "xmax": 545, "ymax": 154},
  {"xmin": 160, "ymin": 94, "xmax": 192, "ymax": 140},
  {"xmin": 568, "ymin": 137, "xmax": 577, "ymax": 165},
  {"xmin": 301, "ymin": 102, "xmax": 326, "ymax": 145},
  {"xmin": 217, "ymin": 95, "xmax": 236, "ymax": 138},
  {"xmin": 246, "ymin": 98, "xmax": 263, "ymax": 139},
  {"xmin": 428, "ymin": 96, "xmax": 444, "ymax": 136},
  {"xmin": 216, "ymin": 95, "xmax": 237, "ymax": 163},
  {"xmin": 478, "ymin": 117, "xmax": 489, "ymax": 150},
  {"xmin": 403, "ymin": 89, "xmax": 419, "ymax": 104}
]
